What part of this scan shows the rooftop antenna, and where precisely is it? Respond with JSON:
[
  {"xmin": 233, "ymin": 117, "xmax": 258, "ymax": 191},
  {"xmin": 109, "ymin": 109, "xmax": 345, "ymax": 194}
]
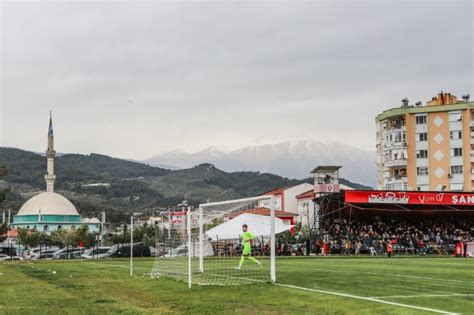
[{"xmin": 401, "ymin": 98, "xmax": 409, "ymax": 107}]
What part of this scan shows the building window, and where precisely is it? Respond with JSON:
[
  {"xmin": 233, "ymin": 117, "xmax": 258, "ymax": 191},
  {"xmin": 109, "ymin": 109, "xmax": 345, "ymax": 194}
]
[
  {"xmin": 394, "ymin": 132, "xmax": 401, "ymax": 143},
  {"xmin": 416, "ymin": 150, "xmax": 428, "ymax": 159},
  {"xmin": 449, "ymin": 112, "xmax": 462, "ymax": 122},
  {"xmin": 416, "ymin": 115, "xmax": 427, "ymax": 125},
  {"xmin": 450, "ymin": 131, "xmax": 462, "ymax": 140},
  {"xmin": 451, "ymin": 148, "xmax": 463, "ymax": 157},
  {"xmin": 57, "ymin": 225, "xmax": 62, "ymax": 230},
  {"xmin": 450, "ymin": 165, "xmax": 463, "ymax": 174},
  {"xmin": 417, "ymin": 167, "xmax": 429, "ymax": 176},
  {"xmin": 43, "ymin": 225, "xmax": 48, "ymax": 233},
  {"xmin": 417, "ymin": 133, "xmax": 428, "ymax": 142}
]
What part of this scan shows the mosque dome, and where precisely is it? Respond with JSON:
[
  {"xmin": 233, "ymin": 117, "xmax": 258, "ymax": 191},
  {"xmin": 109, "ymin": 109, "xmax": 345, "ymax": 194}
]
[{"xmin": 17, "ymin": 192, "xmax": 79, "ymax": 216}]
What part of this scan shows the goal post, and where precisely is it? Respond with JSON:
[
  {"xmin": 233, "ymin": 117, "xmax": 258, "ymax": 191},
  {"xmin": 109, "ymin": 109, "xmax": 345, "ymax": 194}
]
[
  {"xmin": 151, "ymin": 195, "xmax": 279, "ymax": 287},
  {"xmin": 196, "ymin": 195, "xmax": 276, "ymax": 285}
]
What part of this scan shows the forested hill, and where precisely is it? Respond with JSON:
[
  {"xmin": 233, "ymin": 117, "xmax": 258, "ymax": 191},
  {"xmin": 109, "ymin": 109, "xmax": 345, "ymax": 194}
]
[
  {"xmin": 0, "ymin": 147, "xmax": 371, "ymax": 223},
  {"xmin": 0, "ymin": 148, "xmax": 169, "ymax": 188}
]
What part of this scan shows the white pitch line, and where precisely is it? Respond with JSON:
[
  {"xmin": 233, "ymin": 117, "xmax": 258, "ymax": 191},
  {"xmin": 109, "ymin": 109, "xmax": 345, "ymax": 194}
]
[
  {"xmin": 371, "ymin": 293, "xmax": 474, "ymax": 299},
  {"xmin": 275, "ymin": 283, "xmax": 459, "ymax": 315},
  {"xmin": 364, "ymin": 272, "xmax": 470, "ymax": 285},
  {"xmin": 289, "ymin": 266, "xmax": 473, "ymax": 285},
  {"xmin": 87, "ymin": 262, "xmax": 460, "ymax": 314}
]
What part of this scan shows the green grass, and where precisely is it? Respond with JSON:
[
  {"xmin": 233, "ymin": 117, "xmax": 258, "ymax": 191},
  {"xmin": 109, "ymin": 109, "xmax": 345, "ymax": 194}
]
[{"xmin": 0, "ymin": 257, "xmax": 473, "ymax": 314}]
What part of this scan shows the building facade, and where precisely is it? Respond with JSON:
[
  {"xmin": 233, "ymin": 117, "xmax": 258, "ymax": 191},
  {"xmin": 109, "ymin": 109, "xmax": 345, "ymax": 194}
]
[
  {"xmin": 258, "ymin": 183, "xmax": 314, "ymax": 214},
  {"xmin": 376, "ymin": 92, "xmax": 473, "ymax": 192}
]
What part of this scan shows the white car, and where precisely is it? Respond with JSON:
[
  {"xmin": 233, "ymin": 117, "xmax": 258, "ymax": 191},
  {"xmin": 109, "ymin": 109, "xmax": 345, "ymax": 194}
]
[
  {"xmin": 10, "ymin": 256, "xmax": 24, "ymax": 261},
  {"xmin": 31, "ymin": 250, "xmax": 58, "ymax": 260},
  {"xmin": 0, "ymin": 253, "xmax": 11, "ymax": 261}
]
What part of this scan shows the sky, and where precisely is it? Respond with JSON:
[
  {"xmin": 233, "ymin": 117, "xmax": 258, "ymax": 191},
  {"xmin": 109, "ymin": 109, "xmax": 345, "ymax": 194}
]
[{"xmin": 1, "ymin": 1, "xmax": 472, "ymax": 160}]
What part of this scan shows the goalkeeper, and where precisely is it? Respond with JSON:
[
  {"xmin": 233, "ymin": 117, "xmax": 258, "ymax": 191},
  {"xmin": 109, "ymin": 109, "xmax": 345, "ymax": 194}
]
[{"xmin": 235, "ymin": 224, "xmax": 262, "ymax": 270}]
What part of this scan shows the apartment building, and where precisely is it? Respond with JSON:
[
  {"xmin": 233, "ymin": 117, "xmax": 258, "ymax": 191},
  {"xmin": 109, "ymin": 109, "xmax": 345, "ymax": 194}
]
[{"xmin": 376, "ymin": 92, "xmax": 473, "ymax": 192}]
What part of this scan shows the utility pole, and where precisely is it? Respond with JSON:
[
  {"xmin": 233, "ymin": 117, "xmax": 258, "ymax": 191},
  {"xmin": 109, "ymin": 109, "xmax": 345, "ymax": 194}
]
[
  {"xmin": 130, "ymin": 216, "xmax": 134, "ymax": 277},
  {"xmin": 100, "ymin": 211, "xmax": 106, "ymax": 247}
]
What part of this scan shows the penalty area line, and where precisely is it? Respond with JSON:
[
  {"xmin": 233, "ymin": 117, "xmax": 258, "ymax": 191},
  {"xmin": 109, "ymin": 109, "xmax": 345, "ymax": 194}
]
[
  {"xmin": 275, "ymin": 283, "xmax": 458, "ymax": 315},
  {"xmin": 371, "ymin": 293, "xmax": 474, "ymax": 299}
]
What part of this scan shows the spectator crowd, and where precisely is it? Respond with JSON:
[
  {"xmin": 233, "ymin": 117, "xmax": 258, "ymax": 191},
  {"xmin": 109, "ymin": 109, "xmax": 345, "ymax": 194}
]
[{"xmin": 318, "ymin": 214, "xmax": 473, "ymax": 255}]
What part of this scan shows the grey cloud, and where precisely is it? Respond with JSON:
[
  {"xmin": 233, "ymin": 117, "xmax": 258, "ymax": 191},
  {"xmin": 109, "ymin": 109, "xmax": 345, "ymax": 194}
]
[{"xmin": 1, "ymin": 1, "xmax": 472, "ymax": 160}]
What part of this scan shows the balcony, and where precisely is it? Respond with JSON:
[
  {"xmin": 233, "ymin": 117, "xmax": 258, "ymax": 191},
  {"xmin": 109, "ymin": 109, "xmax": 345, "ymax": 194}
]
[
  {"xmin": 383, "ymin": 141, "xmax": 408, "ymax": 150},
  {"xmin": 384, "ymin": 159, "xmax": 408, "ymax": 168},
  {"xmin": 384, "ymin": 176, "xmax": 408, "ymax": 191}
]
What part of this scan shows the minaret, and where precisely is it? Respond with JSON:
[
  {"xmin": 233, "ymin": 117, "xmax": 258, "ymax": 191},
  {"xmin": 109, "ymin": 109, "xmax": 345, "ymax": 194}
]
[{"xmin": 45, "ymin": 111, "xmax": 56, "ymax": 192}]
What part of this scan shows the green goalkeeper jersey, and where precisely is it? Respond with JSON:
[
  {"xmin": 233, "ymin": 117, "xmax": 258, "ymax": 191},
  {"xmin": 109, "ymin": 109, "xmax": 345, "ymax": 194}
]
[{"xmin": 242, "ymin": 231, "xmax": 254, "ymax": 248}]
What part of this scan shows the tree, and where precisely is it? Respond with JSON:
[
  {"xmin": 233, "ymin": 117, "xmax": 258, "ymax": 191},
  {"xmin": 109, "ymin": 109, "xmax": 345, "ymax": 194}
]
[
  {"xmin": 0, "ymin": 223, "xmax": 8, "ymax": 242},
  {"xmin": 0, "ymin": 166, "xmax": 9, "ymax": 242},
  {"xmin": 50, "ymin": 229, "xmax": 69, "ymax": 248},
  {"xmin": 0, "ymin": 165, "xmax": 8, "ymax": 207},
  {"xmin": 17, "ymin": 228, "xmax": 41, "ymax": 249}
]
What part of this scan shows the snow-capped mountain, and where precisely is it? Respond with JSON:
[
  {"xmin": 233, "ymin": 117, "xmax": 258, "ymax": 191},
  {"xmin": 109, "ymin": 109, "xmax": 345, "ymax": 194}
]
[{"xmin": 145, "ymin": 140, "xmax": 376, "ymax": 186}]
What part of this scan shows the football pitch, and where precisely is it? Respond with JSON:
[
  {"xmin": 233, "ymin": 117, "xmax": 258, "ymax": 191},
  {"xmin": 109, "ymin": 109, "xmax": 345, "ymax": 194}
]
[{"xmin": 0, "ymin": 257, "xmax": 473, "ymax": 314}]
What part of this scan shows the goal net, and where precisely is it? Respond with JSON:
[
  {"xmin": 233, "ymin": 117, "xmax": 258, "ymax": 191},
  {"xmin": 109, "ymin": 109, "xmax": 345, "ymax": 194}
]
[
  {"xmin": 151, "ymin": 208, "xmax": 192, "ymax": 284},
  {"xmin": 151, "ymin": 195, "xmax": 282, "ymax": 287}
]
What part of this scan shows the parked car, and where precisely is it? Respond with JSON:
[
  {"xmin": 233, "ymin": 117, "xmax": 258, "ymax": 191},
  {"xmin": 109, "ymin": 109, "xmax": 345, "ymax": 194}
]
[
  {"xmin": 81, "ymin": 247, "xmax": 112, "ymax": 259},
  {"xmin": 0, "ymin": 253, "xmax": 11, "ymax": 261},
  {"xmin": 31, "ymin": 250, "xmax": 58, "ymax": 260},
  {"xmin": 54, "ymin": 249, "xmax": 83, "ymax": 259},
  {"xmin": 0, "ymin": 247, "xmax": 17, "ymax": 257},
  {"xmin": 10, "ymin": 256, "xmax": 24, "ymax": 261},
  {"xmin": 110, "ymin": 245, "xmax": 151, "ymax": 258},
  {"xmin": 161, "ymin": 244, "xmax": 187, "ymax": 257}
]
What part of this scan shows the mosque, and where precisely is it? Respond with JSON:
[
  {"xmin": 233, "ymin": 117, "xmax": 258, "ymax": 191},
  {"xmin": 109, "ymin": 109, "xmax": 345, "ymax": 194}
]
[{"xmin": 11, "ymin": 113, "xmax": 100, "ymax": 233}]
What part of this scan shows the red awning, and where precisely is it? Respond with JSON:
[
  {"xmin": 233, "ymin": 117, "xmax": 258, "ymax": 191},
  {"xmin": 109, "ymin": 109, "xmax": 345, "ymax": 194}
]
[{"xmin": 345, "ymin": 190, "xmax": 474, "ymax": 206}]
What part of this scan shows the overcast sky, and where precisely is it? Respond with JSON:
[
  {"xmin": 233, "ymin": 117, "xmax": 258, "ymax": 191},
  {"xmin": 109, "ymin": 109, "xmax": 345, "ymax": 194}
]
[{"xmin": 1, "ymin": 1, "xmax": 472, "ymax": 160}]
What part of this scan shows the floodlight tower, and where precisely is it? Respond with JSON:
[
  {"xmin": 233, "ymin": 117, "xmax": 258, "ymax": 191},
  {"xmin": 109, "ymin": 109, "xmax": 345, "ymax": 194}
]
[{"xmin": 310, "ymin": 166, "xmax": 342, "ymax": 241}]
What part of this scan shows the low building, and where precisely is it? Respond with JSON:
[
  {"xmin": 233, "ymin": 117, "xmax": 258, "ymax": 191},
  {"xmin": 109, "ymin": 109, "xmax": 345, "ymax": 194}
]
[
  {"xmin": 226, "ymin": 207, "xmax": 297, "ymax": 226},
  {"xmin": 258, "ymin": 183, "xmax": 314, "ymax": 214}
]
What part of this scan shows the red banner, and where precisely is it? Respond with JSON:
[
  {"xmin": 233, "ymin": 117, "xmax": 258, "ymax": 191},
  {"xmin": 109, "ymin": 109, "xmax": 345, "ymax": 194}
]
[
  {"xmin": 345, "ymin": 190, "xmax": 474, "ymax": 206},
  {"xmin": 170, "ymin": 211, "xmax": 187, "ymax": 216}
]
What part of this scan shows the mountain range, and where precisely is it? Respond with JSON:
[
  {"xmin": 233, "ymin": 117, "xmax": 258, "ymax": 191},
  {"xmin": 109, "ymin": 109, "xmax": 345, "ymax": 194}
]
[
  {"xmin": 145, "ymin": 140, "xmax": 377, "ymax": 186},
  {"xmin": 0, "ymin": 147, "xmax": 372, "ymax": 223}
]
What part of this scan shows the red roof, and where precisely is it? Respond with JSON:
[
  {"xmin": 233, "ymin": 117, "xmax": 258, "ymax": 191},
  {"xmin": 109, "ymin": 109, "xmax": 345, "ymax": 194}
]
[
  {"xmin": 227, "ymin": 207, "xmax": 297, "ymax": 219},
  {"xmin": 296, "ymin": 189, "xmax": 315, "ymax": 200},
  {"xmin": 7, "ymin": 229, "xmax": 18, "ymax": 238},
  {"xmin": 258, "ymin": 187, "xmax": 285, "ymax": 196}
]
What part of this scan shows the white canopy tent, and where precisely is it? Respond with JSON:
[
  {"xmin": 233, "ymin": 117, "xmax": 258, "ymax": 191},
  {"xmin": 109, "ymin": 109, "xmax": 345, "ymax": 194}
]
[{"xmin": 205, "ymin": 213, "xmax": 294, "ymax": 241}]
